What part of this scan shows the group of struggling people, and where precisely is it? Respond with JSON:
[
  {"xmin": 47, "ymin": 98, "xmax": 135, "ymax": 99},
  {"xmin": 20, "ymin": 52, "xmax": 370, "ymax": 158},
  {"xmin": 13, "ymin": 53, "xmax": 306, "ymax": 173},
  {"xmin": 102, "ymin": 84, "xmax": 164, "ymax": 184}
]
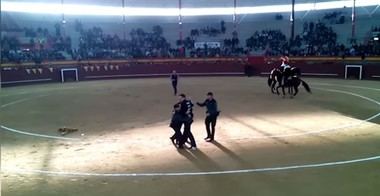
[{"xmin": 169, "ymin": 70, "xmax": 220, "ymax": 150}]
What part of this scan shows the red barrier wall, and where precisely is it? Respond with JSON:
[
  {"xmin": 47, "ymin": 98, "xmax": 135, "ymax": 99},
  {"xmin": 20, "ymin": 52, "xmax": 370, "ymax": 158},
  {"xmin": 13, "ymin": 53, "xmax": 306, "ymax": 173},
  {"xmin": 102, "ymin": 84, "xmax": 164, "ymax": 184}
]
[
  {"xmin": 1, "ymin": 57, "xmax": 379, "ymax": 86},
  {"xmin": 0, "ymin": 59, "xmax": 246, "ymax": 86}
]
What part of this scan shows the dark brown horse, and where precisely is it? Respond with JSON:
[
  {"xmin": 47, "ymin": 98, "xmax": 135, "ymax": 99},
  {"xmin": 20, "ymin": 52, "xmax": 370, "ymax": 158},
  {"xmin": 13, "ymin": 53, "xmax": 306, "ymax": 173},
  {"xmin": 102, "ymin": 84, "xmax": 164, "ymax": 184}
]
[{"xmin": 268, "ymin": 67, "xmax": 311, "ymax": 97}]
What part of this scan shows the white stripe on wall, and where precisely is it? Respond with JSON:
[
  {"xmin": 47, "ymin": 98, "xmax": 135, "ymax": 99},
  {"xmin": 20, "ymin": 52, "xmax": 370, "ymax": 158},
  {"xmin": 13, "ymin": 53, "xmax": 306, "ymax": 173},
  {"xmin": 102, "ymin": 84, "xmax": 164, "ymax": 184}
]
[{"xmin": 85, "ymin": 72, "xmax": 244, "ymax": 79}]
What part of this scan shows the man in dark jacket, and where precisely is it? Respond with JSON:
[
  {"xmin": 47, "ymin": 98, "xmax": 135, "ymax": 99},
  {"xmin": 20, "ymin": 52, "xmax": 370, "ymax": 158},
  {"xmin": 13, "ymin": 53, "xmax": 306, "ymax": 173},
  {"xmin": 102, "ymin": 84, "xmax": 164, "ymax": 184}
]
[
  {"xmin": 170, "ymin": 103, "xmax": 182, "ymax": 145},
  {"xmin": 177, "ymin": 94, "xmax": 197, "ymax": 150},
  {"xmin": 170, "ymin": 70, "xmax": 179, "ymax": 96},
  {"xmin": 197, "ymin": 92, "xmax": 220, "ymax": 142}
]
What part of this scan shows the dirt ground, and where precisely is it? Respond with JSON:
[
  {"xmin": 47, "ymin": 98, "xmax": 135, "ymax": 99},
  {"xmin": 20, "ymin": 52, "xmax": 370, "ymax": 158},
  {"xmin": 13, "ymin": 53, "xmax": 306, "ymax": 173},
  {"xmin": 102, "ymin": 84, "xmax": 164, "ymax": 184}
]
[{"xmin": 1, "ymin": 77, "xmax": 380, "ymax": 196}]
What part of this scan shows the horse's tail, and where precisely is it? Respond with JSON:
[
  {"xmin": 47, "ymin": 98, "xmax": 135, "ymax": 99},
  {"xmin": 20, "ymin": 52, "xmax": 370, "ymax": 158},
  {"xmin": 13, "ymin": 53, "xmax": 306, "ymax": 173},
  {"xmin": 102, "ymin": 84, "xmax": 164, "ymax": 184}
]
[{"xmin": 301, "ymin": 79, "xmax": 312, "ymax": 93}]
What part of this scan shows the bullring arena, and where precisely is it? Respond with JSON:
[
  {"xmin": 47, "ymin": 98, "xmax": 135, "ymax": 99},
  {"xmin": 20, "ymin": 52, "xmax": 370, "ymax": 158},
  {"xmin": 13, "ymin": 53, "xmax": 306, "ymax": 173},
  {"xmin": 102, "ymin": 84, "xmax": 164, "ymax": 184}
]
[
  {"xmin": 1, "ymin": 1, "xmax": 380, "ymax": 196},
  {"xmin": 1, "ymin": 57, "xmax": 380, "ymax": 196}
]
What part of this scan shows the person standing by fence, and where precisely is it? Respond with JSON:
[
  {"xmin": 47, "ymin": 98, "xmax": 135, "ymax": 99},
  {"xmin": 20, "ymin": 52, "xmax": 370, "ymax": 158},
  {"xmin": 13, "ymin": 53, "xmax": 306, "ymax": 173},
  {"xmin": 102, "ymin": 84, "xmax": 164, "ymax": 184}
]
[{"xmin": 170, "ymin": 70, "xmax": 179, "ymax": 96}]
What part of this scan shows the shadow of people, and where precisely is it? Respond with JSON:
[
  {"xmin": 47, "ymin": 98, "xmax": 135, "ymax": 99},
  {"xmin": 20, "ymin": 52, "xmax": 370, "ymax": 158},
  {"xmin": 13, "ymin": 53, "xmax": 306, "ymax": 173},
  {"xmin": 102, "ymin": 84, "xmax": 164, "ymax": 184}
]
[
  {"xmin": 176, "ymin": 148, "xmax": 222, "ymax": 171},
  {"xmin": 253, "ymin": 115, "xmax": 338, "ymax": 144},
  {"xmin": 211, "ymin": 141, "xmax": 249, "ymax": 166},
  {"xmin": 227, "ymin": 115, "xmax": 292, "ymax": 145}
]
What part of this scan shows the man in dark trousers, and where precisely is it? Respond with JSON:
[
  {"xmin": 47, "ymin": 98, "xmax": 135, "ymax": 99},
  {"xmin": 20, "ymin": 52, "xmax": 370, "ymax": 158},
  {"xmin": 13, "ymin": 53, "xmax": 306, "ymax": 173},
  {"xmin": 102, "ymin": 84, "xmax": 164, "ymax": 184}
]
[
  {"xmin": 169, "ymin": 103, "xmax": 183, "ymax": 145},
  {"xmin": 177, "ymin": 94, "xmax": 197, "ymax": 150},
  {"xmin": 170, "ymin": 70, "xmax": 178, "ymax": 96},
  {"xmin": 197, "ymin": 92, "xmax": 220, "ymax": 142}
]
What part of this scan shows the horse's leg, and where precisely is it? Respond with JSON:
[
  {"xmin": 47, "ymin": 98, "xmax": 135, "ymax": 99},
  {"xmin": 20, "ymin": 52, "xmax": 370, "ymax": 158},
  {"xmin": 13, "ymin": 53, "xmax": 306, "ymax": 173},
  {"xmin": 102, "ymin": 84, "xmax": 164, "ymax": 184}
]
[
  {"xmin": 286, "ymin": 82, "xmax": 292, "ymax": 98},
  {"xmin": 294, "ymin": 86, "xmax": 299, "ymax": 96},
  {"xmin": 276, "ymin": 85, "xmax": 281, "ymax": 95},
  {"xmin": 271, "ymin": 81, "xmax": 276, "ymax": 94},
  {"xmin": 290, "ymin": 85, "xmax": 295, "ymax": 98},
  {"xmin": 282, "ymin": 86, "xmax": 286, "ymax": 98}
]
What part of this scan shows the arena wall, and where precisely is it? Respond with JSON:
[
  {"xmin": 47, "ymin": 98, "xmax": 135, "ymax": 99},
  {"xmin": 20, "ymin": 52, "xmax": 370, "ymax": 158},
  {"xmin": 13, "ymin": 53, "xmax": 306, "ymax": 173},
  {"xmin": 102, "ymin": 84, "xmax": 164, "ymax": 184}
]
[
  {"xmin": 1, "ymin": 57, "xmax": 379, "ymax": 87},
  {"xmin": 0, "ymin": 58, "xmax": 246, "ymax": 86},
  {"xmin": 247, "ymin": 56, "xmax": 380, "ymax": 80}
]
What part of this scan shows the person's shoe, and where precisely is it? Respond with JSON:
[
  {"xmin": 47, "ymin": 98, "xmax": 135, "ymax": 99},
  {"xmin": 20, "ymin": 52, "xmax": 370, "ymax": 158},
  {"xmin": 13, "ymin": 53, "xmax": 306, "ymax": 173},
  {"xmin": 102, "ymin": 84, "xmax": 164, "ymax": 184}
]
[
  {"xmin": 204, "ymin": 137, "xmax": 210, "ymax": 140},
  {"xmin": 206, "ymin": 138, "xmax": 214, "ymax": 142},
  {"xmin": 170, "ymin": 137, "xmax": 176, "ymax": 145},
  {"xmin": 188, "ymin": 146, "xmax": 197, "ymax": 151}
]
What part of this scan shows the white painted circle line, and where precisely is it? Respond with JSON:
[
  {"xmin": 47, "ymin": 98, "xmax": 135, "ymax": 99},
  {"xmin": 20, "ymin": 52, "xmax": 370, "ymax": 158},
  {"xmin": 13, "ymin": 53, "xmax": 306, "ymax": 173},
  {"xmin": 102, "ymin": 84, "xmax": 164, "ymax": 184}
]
[
  {"xmin": 0, "ymin": 84, "xmax": 379, "ymax": 141},
  {"xmin": 313, "ymin": 82, "xmax": 380, "ymax": 91},
  {"xmin": 1, "ymin": 82, "xmax": 380, "ymax": 177},
  {"xmin": 228, "ymin": 86, "xmax": 380, "ymax": 140},
  {"xmin": 1, "ymin": 94, "xmax": 78, "ymax": 140},
  {"xmin": 0, "ymin": 91, "xmax": 28, "ymax": 98},
  {"xmin": 0, "ymin": 125, "xmax": 79, "ymax": 141},
  {"xmin": 1, "ymin": 94, "xmax": 49, "ymax": 108},
  {"xmin": 3, "ymin": 155, "xmax": 380, "ymax": 177},
  {"xmin": 0, "ymin": 86, "xmax": 80, "ymax": 98}
]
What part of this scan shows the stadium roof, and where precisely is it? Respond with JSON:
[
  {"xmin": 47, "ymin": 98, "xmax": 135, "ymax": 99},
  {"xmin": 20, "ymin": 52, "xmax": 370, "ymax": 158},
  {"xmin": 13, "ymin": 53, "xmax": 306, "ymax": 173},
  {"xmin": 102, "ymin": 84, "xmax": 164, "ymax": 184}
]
[
  {"xmin": 2, "ymin": 0, "xmax": 345, "ymax": 7},
  {"xmin": 0, "ymin": 0, "xmax": 374, "ymax": 7},
  {"xmin": 2, "ymin": 0, "xmax": 379, "ymax": 16}
]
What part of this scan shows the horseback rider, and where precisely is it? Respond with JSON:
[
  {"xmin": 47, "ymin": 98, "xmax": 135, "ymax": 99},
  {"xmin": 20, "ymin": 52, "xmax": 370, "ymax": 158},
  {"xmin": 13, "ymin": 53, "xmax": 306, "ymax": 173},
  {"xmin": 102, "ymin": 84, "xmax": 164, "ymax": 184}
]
[
  {"xmin": 280, "ymin": 56, "xmax": 291, "ymax": 72},
  {"xmin": 268, "ymin": 56, "xmax": 310, "ymax": 97},
  {"xmin": 279, "ymin": 56, "xmax": 291, "ymax": 86}
]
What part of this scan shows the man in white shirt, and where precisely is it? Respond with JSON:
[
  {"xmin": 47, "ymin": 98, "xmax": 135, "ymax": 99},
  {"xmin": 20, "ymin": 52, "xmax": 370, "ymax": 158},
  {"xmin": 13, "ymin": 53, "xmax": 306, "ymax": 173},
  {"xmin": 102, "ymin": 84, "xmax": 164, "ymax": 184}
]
[
  {"xmin": 280, "ymin": 56, "xmax": 291, "ymax": 72},
  {"xmin": 279, "ymin": 56, "xmax": 291, "ymax": 86}
]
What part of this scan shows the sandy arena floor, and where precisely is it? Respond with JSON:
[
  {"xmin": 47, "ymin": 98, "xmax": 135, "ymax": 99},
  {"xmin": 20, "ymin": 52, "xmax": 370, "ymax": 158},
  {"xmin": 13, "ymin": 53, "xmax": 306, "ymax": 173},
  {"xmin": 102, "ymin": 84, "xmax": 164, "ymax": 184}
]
[{"xmin": 1, "ymin": 77, "xmax": 380, "ymax": 196}]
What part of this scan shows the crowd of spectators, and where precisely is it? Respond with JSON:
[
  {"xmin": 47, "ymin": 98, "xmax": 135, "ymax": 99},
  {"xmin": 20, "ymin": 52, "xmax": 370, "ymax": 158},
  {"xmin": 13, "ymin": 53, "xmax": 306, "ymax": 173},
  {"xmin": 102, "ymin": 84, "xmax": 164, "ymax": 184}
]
[
  {"xmin": 178, "ymin": 30, "xmax": 245, "ymax": 58},
  {"xmin": 246, "ymin": 30, "xmax": 288, "ymax": 55},
  {"xmin": 1, "ymin": 25, "xmax": 71, "ymax": 63},
  {"xmin": 290, "ymin": 21, "xmax": 338, "ymax": 56},
  {"xmin": 244, "ymin": 21, "xmax": 379, "ymax": 57},
  {"xmin": 323, "ymin": 11, "xmax": 346, "ymax": 24},
  {"xmin": 187, "ymin": 46, "xmax": 245, "ymax": 58},
  {"xmin": 76, "ymin": 26, "xmax": 172, "ymax": 60},
  {"xmin": 1, "ymin": 21, "xmax": 379, "ymax": 64},
  {"xmin": 372, "ymin": 26, "xmax": 380, "ymax": 32},
  {"xmin": 189, "ymin": 21, "xmax": 227, "ymax": 38},
  {"xmin": 289, "ymin": 22, "xmax": 379, "ymax": 57}
]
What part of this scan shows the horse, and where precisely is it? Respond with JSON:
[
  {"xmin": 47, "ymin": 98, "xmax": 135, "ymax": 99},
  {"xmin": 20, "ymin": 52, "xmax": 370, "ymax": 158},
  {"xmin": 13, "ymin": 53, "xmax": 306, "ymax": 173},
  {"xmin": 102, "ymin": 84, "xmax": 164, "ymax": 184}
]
[
  {"xmin": 267, "ymin": 68, "xmax": 283, "ymax": 94},
  {"xmin": 277, "ymin": 75, "xmax": 312, "ymax": 97},
  {"xmin": 268, "ymin": 67, "xmax": 311, "ymax": 97}
]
